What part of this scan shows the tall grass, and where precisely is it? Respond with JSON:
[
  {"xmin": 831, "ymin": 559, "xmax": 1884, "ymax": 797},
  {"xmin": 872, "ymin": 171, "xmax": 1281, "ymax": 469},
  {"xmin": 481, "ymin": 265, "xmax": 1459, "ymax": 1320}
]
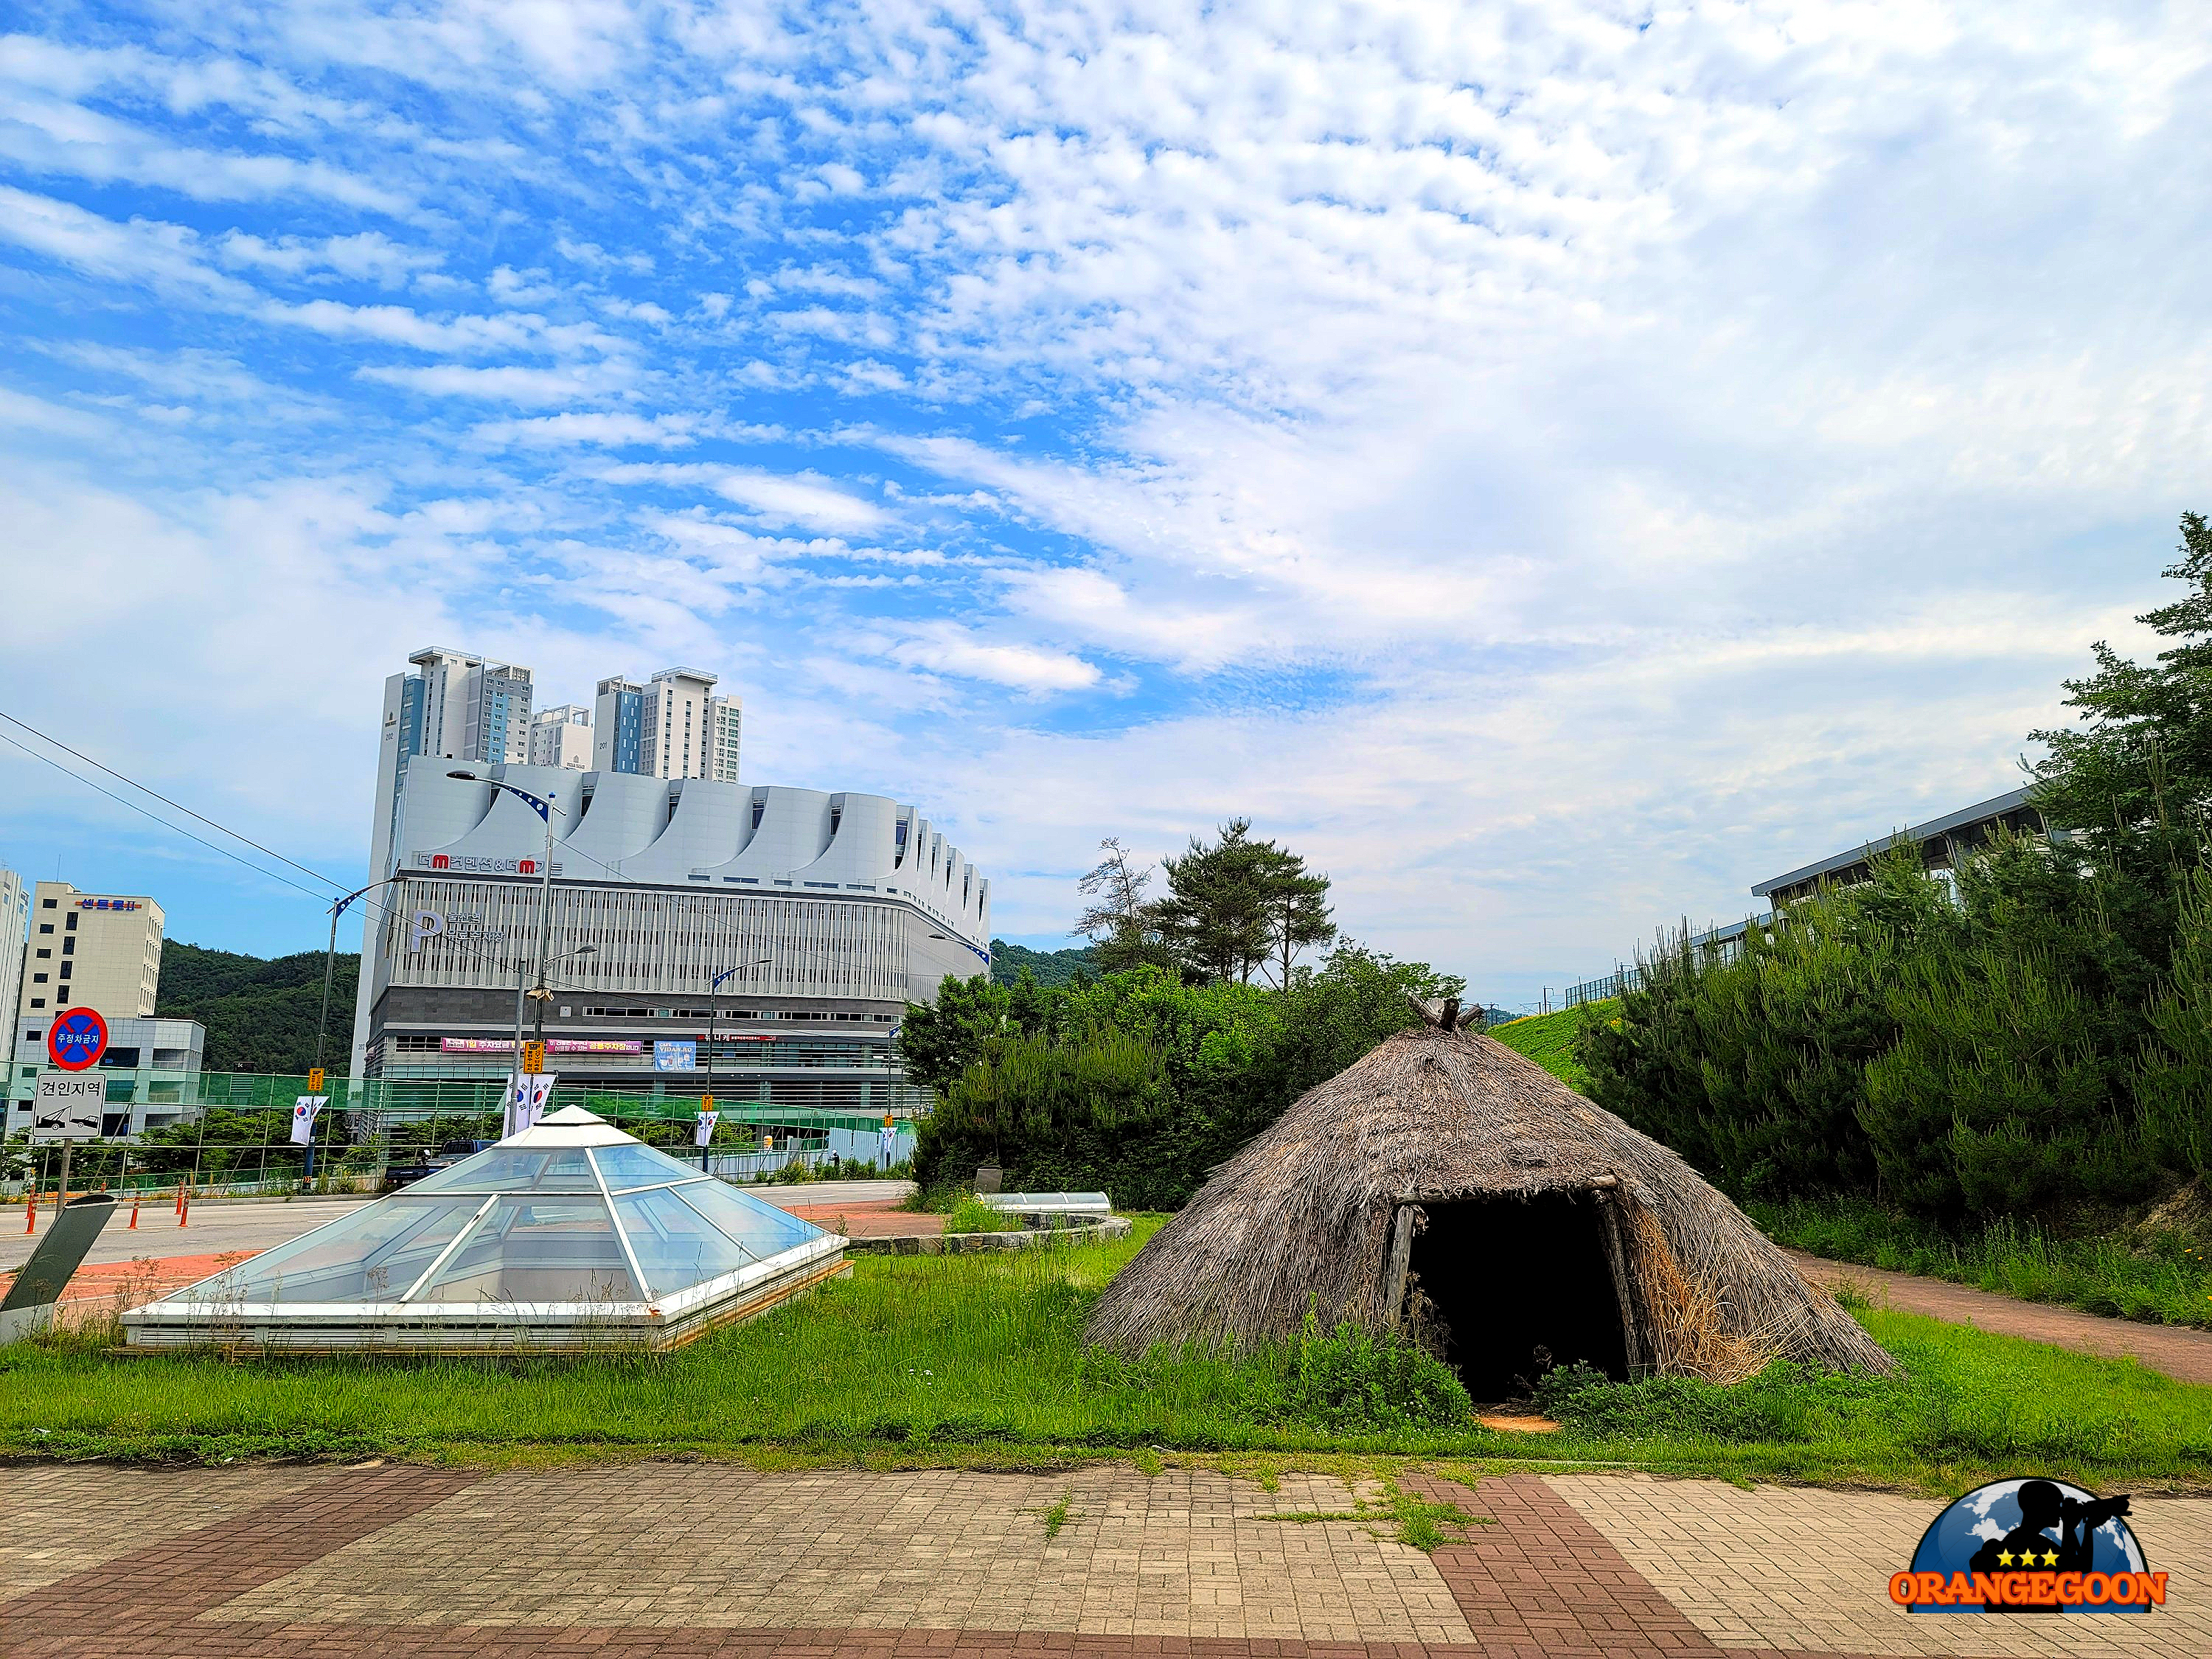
[
  {"xmin": 1754, "ymin": 1196, "xmax": 2212, "ymax": 1330},
  {"xmin": 5, "ymin": 1221, "xmax": 2209, "ymax": 1489}
]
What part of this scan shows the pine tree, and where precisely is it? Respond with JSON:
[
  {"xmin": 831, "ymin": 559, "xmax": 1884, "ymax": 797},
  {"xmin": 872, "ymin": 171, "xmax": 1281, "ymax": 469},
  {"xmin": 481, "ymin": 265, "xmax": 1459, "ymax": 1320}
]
[{"xmin": 2137, "ymin": 858, "xmax": 2212, "ymax": 1180}]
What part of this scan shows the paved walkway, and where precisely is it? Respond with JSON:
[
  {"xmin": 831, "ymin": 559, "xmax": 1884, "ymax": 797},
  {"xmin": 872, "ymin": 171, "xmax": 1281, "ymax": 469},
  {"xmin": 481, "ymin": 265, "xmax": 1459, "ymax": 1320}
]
[
  {"xmin": 1787, "ymin": 1251, "xmax": 2212, "ymax": 1387},
  {"xmin": 3, "ymin": 1462, "xmax": 2202, "ymax": 1657},
  {"xmin": 0, "ymin": 1195, "xmax": 372, "ymax": 1274}
]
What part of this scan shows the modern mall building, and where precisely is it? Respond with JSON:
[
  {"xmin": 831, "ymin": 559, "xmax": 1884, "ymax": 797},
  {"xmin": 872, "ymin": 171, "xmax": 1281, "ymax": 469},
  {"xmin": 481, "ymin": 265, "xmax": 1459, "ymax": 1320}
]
[{"xmin": 352, "ymin": 649, "xmax": 990, "ymax": 1110}]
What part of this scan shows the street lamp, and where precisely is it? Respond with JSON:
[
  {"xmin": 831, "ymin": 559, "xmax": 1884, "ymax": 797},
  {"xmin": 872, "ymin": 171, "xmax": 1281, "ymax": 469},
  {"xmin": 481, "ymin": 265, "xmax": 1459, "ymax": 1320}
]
[
  {"xmin": 301, "ymin": 873, "xmax": 406, "ymax": 1184},
  {"xmin": 447, "ymin": 769, "xmax": 568, "ymax": 1068},
  {"xmin": 703, "ymin": 956, "xmax": 773, "ymax": 1171}
]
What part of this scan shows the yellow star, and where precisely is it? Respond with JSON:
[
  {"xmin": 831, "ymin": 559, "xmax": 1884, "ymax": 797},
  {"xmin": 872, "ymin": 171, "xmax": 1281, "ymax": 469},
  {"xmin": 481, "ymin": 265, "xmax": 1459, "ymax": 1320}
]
[
  {"xmin": 2041, "ymin": 1551, "xmax": 2060, "ymax": 1567},
  {"xmin": 1996, "ymin": 1550, "xmax": 2016, "ymax": 1566}
]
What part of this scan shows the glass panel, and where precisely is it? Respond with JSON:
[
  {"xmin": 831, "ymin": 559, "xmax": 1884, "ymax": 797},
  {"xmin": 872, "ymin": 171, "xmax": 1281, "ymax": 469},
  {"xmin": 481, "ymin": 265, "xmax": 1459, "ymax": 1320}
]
[
  {"xmin": 404, "ymin": 1146, "xmax": 601, "ymax": 1194},
  {"xmin": 613, "ymin": 1187, "xmax": 759, "ymax": 1295},
  {"xmin": 670, "ymin": 1178, "xmax": 822, "ymax": 1261},
  {"xmin": 591, "ymin": 1141, "xmax": 712, "ymax": 1192},
  {"xmin": 410, "ymin": 1197, "xmax": 641, "ymax": 1304},
  {"xmin": 173, "ymin": 1197, "xmax": 486, "ymax": 1304}
]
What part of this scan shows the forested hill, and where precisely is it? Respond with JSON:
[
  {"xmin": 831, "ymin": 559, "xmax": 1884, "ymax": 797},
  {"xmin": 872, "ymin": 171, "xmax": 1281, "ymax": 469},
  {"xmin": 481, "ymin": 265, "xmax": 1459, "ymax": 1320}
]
[
  {"xmin": 157, "ymin": 940, "xmax": 358, "ymax": 1076},
  {"xmin": 989, "ymin": 940, "xmax": 1096, "ymax": 987}
]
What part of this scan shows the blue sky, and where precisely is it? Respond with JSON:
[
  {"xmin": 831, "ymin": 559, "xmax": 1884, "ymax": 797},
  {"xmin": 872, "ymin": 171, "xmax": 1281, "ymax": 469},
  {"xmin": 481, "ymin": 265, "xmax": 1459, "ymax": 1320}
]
[{"xmin": 0, "ymin": 3, "xmax": 2205, "ymax": 1006}]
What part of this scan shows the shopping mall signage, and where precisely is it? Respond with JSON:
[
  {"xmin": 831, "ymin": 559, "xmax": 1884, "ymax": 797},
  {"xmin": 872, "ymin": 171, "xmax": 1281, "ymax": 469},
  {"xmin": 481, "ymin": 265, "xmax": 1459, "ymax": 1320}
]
[
  {"xmin": 410, "ymin": 852, "xmax": 564, "ymax": 877},
  {"xmin": 74, "ymin": 897, "xmax": 145, "ymax": 911},
  {"xmin": 440, "ymin": 1038, "xmax": 643, "ymax": 1055}
]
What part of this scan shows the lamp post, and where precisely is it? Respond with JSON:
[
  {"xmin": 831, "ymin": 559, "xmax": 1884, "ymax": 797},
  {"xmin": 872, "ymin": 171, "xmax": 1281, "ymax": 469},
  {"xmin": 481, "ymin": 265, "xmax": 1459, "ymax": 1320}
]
[
  {"xmin": 302, "ymin": 874, "xmax": 403, "ymax": 1184},
  {"xmin": 703, "ymin": 957, "xmax": 773, "ymax": 1171},
  {"xmin": 526, "ymin": 943, "xmax": 601, "ymax": 1070},
  {"xmin": 446, "ymin": 769, "xmax": 566, "ymax": 1068}
]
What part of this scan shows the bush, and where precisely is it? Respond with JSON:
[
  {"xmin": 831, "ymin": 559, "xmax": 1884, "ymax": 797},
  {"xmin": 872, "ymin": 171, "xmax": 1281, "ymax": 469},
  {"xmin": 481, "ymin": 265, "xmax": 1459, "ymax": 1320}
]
[{"xmin": 1276, "ymin": 1312, "xmax": 1473, "ymax": 1433}]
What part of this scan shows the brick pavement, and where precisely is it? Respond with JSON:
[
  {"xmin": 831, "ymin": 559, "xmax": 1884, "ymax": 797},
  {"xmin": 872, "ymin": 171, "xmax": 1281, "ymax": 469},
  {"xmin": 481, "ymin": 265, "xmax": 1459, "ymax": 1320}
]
[{"xmin": 1, "ymin": 1462, "xmax": 2201, "ymax": 1658}]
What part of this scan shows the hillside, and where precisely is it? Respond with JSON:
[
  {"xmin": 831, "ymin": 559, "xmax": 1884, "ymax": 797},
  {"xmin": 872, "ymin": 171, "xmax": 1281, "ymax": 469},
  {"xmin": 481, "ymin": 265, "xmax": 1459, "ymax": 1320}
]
[
  {"xmin": 157, "ymin": 940, "xmax": 358, "ymax": 1076},
  {"xmin": 990, "ymin": 939, "xmax": 1097, "ymax": 988},
  {"xmin": 1484, "ymin": 999, "xmax": 1616, "ymax": 1093}
]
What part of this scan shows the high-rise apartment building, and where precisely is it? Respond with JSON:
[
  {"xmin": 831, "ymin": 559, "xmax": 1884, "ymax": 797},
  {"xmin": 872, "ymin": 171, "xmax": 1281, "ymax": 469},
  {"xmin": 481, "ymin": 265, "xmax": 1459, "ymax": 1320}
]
[
  {"xmin": 592, "ymin": 669, "xmax": 740, "ymax": 781},
  {"xmin": 707, "ymin": 694, "xmax": 742, "ymax": 784},
  {"xmin": 592, "ymin": 677, "xmax": 646, "ymax": 774},
  {"xmin": 529, "ymin": 704, "xmax": 593, "ymax": 769},
  {"xmin": 15, "ymin": 881, "xmax": 164, "ymax": 1020}
]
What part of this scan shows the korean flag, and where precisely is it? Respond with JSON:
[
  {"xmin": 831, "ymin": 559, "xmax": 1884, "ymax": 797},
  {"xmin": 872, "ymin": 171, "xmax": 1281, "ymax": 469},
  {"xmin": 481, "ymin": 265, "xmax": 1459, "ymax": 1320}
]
[{"xmin": 289, "ymin": 1096, "xmax": 328, "ymax": 1146}]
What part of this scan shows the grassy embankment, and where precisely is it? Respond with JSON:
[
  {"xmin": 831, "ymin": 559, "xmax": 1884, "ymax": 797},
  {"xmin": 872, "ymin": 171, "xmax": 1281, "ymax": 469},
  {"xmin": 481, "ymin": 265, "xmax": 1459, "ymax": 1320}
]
[
  {"xmin": 5, "ymin": 1221, "xmax": 2207, "ymax": 1492},
  {"xmin": 1486, "ymin": 1005, "xmax": 2212, "ymax": 1332},
  {"xmin": 1484, "ymin": 1003, "xmax": 1607, "ymax": 1091}
]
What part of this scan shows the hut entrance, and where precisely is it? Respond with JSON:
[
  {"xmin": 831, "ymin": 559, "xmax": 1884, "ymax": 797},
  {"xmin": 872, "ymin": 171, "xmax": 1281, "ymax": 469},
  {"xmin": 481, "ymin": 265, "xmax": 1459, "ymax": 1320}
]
[{"xmin": 1407, "ymin": 1194, "xmax": 1630, "ymax": 1399}]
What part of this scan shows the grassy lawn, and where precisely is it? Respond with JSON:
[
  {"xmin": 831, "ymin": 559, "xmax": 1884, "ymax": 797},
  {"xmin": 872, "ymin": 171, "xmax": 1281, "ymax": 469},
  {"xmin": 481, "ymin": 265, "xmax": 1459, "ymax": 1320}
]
[{"xmin": 5, "ymin": 1220, "xmax": 2207, "ymax": 1494}]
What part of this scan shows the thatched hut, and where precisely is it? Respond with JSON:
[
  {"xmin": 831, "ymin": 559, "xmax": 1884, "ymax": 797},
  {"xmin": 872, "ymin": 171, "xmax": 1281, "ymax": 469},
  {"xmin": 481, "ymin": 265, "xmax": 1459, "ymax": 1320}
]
[{"xmin": 1085, "ymin": 1005, "xmax": 1889, "ymax": 1391}]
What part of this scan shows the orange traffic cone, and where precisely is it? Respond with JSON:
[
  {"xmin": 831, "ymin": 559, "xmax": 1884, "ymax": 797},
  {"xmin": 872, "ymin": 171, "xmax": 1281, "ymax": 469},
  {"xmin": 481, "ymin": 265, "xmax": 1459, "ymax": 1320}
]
[
  {"xmin": 21, "ymin": 1189, "xmax": 33, "ymax": 1234},
  {"xmin": 128, "ymin": 1189, "xmax": 140, "ymax": 1229}
]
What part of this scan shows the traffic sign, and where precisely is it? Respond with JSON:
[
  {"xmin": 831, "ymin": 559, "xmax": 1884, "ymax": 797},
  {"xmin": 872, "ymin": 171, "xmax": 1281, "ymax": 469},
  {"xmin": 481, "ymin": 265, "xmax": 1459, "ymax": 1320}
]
[
  {"xmin": 307, "ymin": 1067, "xmax": 325, "ymax": 1092},
  {"xmin": 31, "ymin": 1074, "xmax": 104, "ymax": 1141},
  {"xmin": 47, "ymin": 1007, "xmax": 108, "ymax": 1071},
  {"xmin": 522, "ymin": 1040, "xmax": 546, "ymax": 1075}
]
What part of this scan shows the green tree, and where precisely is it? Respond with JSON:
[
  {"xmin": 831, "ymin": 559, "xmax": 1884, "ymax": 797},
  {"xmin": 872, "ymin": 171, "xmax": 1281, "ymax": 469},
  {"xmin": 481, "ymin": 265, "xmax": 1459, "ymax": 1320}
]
[
  {"xmin": 894, "ymin": 973, "xmax": 1013, "ymax": 1093},
  {"xmin": 2135, "ymin": 858, "xmax": 2212, "ymax": 1180},
  {"xmin": 1255, "ymin": 841, "xmax": 1337, "ymax": 990},
  {"xmin": 1152, "ymin": 818, "xmax": 1278, "ymax": 983},
  {"xmin": 2031, "ymin": 511, "xmax": 2212, "ymax": 891},
  {"xmin": 1072, "ymin": 838, "xmax": 1179, "ymax": 973}
]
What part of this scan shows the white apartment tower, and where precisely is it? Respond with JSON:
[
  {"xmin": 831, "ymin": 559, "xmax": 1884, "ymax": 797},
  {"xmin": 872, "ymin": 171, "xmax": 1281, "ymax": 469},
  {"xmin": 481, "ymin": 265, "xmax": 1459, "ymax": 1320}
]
[
  {"xmin": 529, "ymin": 704, "xmax": 593, "ymax": 770},
  {"xmin": 592, "ymin": 669, "xmax": 740, "ymax": 782}
]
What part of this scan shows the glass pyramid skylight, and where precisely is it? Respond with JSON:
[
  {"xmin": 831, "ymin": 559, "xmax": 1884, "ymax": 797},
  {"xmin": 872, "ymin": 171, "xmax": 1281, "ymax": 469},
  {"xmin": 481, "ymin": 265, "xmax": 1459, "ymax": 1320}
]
[{"xmin": 122, "ymin": 1107, "xmax": 845, "ymax": 1353}]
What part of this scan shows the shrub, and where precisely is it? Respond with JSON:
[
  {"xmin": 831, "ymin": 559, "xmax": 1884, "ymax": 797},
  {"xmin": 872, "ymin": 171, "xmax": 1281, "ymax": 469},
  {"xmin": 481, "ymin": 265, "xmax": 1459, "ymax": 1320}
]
[{"xmin": 1275, "ymin": 1312, "xmax": 1473, "ymax": 1433}]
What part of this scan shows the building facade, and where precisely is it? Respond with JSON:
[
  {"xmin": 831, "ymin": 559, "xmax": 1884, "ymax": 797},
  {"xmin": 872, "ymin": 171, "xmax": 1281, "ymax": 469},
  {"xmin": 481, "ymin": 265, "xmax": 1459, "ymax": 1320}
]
[
  {"xmin": 15, "ymin": 882, "xmax": 164, "ymax": 1020},
  {"xmin": 0, "ymin": 866, "xmax": 26, "ymax": 1057},
  {"xmin": 529, "ymin": 704, "xmax": 594, "ymax": 770},
  {"xmin": 1750, "ymin": 786, "xmax": 2046, "ymax": 909}
]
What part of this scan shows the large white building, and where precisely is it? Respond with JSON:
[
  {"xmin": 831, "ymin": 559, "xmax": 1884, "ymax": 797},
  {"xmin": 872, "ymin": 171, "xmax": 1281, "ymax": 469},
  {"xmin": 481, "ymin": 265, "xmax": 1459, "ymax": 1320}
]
[{"xmin": 354, "ymin": 650, "xmax": 985, "ymax": 1100}]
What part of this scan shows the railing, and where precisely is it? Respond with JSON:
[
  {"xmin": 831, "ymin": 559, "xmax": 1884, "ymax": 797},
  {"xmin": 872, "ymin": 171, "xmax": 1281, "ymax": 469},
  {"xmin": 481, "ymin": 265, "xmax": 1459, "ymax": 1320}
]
[{"xmin": 2, "ymin": 1075, "xmax": 917, "ymax": 1200}]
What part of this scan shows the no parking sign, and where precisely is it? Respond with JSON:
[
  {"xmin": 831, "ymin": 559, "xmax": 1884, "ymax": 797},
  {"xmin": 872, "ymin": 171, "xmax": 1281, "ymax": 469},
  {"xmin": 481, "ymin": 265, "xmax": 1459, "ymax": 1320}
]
[{"xmin": 46, "ymin": 1007, "xmax": 108, "ymax": 1071}]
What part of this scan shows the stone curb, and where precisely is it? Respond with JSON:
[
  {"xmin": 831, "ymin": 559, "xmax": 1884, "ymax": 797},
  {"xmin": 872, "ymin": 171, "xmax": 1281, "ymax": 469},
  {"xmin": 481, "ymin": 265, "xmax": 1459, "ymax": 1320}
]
[{"xmin": 842, "ymin": 1215, "xmax": 1132, "ymax": 1255}]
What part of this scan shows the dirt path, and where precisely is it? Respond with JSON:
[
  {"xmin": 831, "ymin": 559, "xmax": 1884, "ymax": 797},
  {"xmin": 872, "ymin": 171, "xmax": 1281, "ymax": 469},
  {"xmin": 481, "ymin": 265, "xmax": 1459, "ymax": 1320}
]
[{"xmin": 1787, "ymin": 1248, "xmax": 2212, "ymax": 1385}]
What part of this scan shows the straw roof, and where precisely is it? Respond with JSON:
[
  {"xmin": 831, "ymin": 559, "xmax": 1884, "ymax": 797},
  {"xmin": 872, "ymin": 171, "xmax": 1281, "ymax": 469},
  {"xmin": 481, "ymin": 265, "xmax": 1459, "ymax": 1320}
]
[{"xmin": 1084, "ymin": 1017, "xmax": 1891, "ymax": 1381}]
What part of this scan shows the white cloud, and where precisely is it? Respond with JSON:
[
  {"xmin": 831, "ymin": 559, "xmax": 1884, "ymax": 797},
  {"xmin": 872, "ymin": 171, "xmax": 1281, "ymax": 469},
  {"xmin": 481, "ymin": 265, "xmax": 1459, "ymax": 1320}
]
[
  {"xmin": 218, "ymin": 230, "xmax": 444, "ymax": 287},
  {"xmin": 473, "ymin": 411, "xmax": 697, "ymax": 448},
  {"xmin": 712, "ymin": 469, "xmax": 894, "ymax": 535},
  {"xmin": 882, "ymin": 622, "xmax": 1102, "ymax": 693},
  {"xmin": 357, "ymin": 363, "xmax": 627, "ymax": 403}
]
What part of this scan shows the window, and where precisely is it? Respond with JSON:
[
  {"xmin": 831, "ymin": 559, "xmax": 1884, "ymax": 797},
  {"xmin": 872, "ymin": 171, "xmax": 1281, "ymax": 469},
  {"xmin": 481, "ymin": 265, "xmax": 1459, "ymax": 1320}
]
[
  {"xmin": 64, "ymin": 913, "xmax": 76, "ymax": 931},
  {"xmin": 35, "ymin": 948, "xmax": 48, "ymax": 959},
  {"xmin": 61, "ymin": 937, "xmax": 73, "ymax": 956},
  {"xmin": 29, "ymin": 998, "xmax": 44, "ymax": 1009},
  {"xmin": 58, "ymin": 963, "xmax": 72, "ymax": 980},
  {"xmin": 37, "ymin": 922, "xmax": 51, "ymax": 934},
  {"xmin": 55, "ymin": 990, "xmax": 69, "ymax": 1004},
  {"xmin": 41, "ymin": 898, "xmax": 55, "ymax": 909},
  {"xmin": 32, "ymin": 973, "xmax": 46, "ymax": 984}
]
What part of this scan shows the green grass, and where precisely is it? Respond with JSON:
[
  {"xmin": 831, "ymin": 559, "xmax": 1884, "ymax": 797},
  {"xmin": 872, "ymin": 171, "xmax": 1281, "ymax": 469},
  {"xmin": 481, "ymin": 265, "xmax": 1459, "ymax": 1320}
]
[
  {"xmin": 1754, "ymin": 1195, "xmax": 2212, "ymax": 1331},
  {"xmin": 945, "ymin": 1194, "xmax": 1024, "ymax": 1234},
  {"xmin": 1484, "ymin": 1001, "xmax": 1612, "ymax": 1092},
  {"xmin": 6, "ymin": 1219, "xmax": 2208, "ymax": 1492}
]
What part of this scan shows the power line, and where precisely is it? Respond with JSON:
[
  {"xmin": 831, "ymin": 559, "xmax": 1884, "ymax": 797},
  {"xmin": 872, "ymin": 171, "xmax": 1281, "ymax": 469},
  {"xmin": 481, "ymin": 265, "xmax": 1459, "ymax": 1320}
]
[
  {"xmin": 0, "ymin": 727, "xmax": 338, "ymax": 906},
  {"xmin": 0, "ymin": 707, "xmax": 349, "ymax": 895}
]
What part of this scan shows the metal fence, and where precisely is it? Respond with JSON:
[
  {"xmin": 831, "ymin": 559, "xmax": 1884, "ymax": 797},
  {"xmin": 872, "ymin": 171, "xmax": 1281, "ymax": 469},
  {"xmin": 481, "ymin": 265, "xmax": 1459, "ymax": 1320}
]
[{"xmin": 4, "ymin": 1070, "xmax": 919, "ymax": 1199}]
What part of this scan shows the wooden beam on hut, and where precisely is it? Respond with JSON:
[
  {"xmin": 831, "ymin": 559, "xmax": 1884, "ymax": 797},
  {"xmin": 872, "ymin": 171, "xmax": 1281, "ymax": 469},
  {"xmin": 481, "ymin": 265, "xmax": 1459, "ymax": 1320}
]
[{"xmin": 1592, "ymin": 1174, "xmax": 1645, "ymax": 1376}]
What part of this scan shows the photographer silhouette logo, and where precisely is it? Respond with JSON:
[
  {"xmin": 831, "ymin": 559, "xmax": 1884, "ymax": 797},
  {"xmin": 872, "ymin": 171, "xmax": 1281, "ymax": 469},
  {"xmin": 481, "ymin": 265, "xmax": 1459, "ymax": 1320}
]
[{"xmin": 1892, "ymin": 1478, "xmax": 2165, "ymax": 1612}]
